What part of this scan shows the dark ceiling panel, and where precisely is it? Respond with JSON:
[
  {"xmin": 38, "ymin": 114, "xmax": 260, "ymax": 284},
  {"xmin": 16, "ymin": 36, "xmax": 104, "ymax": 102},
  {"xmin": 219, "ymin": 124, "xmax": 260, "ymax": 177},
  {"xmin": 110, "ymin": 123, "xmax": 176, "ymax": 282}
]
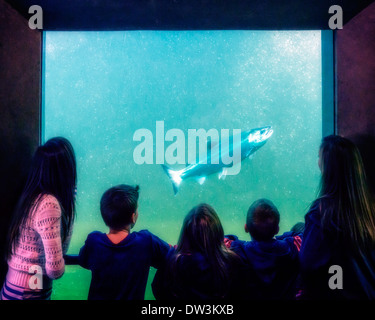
[{"xmin": 5, "ymin": 0, "xmax": 375, "ymax": 30}]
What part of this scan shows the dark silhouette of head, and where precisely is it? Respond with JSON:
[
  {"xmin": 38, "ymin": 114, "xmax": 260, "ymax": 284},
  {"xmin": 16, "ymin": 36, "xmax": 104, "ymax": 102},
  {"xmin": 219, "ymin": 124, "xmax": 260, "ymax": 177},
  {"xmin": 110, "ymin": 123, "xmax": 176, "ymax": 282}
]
[
  {"xmin": 100, "ymin": 184, "xmax": 140, "ymax": 231},
  {"xmin": 246, "ymin": 198, "xmax": 280, "ymax": 241}
]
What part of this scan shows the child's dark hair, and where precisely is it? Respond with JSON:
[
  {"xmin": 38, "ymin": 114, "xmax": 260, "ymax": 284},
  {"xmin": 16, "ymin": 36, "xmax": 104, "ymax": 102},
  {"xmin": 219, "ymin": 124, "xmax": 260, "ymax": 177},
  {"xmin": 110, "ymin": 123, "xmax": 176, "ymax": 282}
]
[
  {"xmin": 247, "ymin": 199, "xmax": 280, "ymax": 241},
  {"xmin": 291, "ymin": 222, "xmax": 305, "ymax": 234},
  {"xmin": 170, "ymin": 203, "xmax": 238, "ymax": 298},
  {"xmin": 100, "ymin": 184, "xmax": 140, "ymax": 230},
  {"xmin": 6, "ymin": 137, "xmax": 77, "ymax": 260}
]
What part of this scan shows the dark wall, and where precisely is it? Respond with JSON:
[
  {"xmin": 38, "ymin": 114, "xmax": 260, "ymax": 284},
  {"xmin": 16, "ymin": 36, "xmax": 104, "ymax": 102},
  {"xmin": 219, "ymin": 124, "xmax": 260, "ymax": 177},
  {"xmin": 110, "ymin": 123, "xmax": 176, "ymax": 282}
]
[
  {"xmin": 6, "ymin": 0, "xmax": 375, "ymax": 30},
  {"xmin": 0, "ymin": 0, "xmax": 41, "ymax": 284},
  {"xmin": 337, "ymin": 2, "xmax": 375, "ymax": 137}
]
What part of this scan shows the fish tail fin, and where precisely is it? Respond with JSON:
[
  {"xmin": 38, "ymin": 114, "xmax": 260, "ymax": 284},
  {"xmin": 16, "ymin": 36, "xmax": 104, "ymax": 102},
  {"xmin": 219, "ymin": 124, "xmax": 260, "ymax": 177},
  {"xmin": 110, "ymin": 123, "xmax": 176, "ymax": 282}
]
[{"xmin": 161, "ymin": 164, "xmax": 182, "ymax": 195}]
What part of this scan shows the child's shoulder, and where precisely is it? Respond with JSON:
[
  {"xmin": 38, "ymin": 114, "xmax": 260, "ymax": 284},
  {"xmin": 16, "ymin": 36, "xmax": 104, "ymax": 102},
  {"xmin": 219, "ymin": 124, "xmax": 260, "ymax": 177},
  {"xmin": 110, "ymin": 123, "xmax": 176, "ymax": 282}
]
[
  {"xmin": 275, "ymin": 231, "xmax": 303, "ymax": 241},
  {"xmin": 136, "ymin": 229, "xmax": 152, "ymax": 234},
  {"xmin": 224, "ymin": 234, "xmax": 250, "ymax": 250},
  {"xmin": 275, "ymin": 231, "xmax": 303, "ymax": 252},
  {"xmin": 132, "ymin": 229, "xmax": 163, "ymax": 242},
  {"xmin": 85, "ymin": 230, "xmax": 105, "ymax": 242},
  {"xmin": 133, "ymin": 229, "xmax": 153, "ymax": 237},
  {"xmin": 305, "ymin": 199, "xmax": 322, "ymax": 220},
  {"xmin": 32, "ymin": 194, "xmax": 61, "ymax": 218}
]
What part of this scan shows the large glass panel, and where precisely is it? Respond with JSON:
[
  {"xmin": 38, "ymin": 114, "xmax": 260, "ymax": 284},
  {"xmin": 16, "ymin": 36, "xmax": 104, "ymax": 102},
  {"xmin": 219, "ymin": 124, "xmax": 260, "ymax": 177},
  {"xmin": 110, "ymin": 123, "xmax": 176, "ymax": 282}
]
[{"xmin": 43, "ymin": 31, "xmax": 322, "ymax": 299}]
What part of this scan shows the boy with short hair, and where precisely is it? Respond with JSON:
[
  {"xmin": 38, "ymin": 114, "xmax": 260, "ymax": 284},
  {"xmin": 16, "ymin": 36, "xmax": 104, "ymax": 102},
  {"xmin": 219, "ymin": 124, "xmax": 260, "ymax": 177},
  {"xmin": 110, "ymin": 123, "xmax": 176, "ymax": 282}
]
[
  {"xmin": 78, "ymin": 184, "xmax": 170, "ymax": 300},
  {"xmin": 225, "ymin": 198, "xmax": 302, "ymax": 300}
]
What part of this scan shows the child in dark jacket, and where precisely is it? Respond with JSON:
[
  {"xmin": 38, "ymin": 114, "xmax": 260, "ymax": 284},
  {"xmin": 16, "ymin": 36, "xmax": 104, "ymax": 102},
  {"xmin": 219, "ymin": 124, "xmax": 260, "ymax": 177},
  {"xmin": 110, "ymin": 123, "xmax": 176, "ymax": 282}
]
[
  {"xmin": 299, "ymin": 135, "xmax": 375, "ymax": 300},
  {"xmin": 78, "ymin": 184, "xmax": 170, "ymax": 300},
  {"xmin": 225, "ymin": 199, "xmax": 302, "ymax": 300},
  {"xmin": 152, "ymin": 203, "xmax": 242, "ymax": 300}
]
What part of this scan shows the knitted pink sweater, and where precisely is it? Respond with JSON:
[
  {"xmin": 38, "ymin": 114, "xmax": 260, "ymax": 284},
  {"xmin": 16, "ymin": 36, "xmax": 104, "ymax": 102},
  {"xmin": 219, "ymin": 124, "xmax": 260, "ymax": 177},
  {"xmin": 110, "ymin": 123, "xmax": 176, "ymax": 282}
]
[{"xmin": 6, "ymin": 194, "xmax": 72, "ymax": 289}]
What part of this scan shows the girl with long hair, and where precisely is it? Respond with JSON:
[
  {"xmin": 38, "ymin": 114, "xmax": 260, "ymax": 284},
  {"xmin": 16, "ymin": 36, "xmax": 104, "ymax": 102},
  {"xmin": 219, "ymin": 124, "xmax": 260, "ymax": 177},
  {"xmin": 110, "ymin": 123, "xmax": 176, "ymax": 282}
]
[
  {"xmin": 1, "ymin": 137, "xmax": 77, "ymax": 300},
  {"xmin": 300, "ymin": 135, "xmax": 375, "ymax": 299},
  {"xmin": 152, "ymin": 203, "xmax": 240, "ymax": 299}
]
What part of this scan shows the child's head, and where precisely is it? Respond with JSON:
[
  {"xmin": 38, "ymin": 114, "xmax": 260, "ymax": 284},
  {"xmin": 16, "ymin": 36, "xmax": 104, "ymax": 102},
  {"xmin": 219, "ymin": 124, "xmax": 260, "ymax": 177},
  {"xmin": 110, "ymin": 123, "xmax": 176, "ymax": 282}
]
[
  {"xmin": 245, "ymin": 199, "xmax": 280, "ymax": 241},
  {"xmin": 172, "ymin": 203, "xmax": 236, "ymax": 295},
  {"xmin": 100, "ymin": 184, "xmax": 140, "ymax": 231},
  {"xmin": 177, "ymin": 203, "xmax": 224, "ymax": 254}
]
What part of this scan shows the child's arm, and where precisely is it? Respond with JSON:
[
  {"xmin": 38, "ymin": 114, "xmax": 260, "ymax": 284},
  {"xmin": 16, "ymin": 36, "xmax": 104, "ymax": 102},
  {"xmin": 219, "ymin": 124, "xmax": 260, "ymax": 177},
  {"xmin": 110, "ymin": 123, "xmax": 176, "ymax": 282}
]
[
  {"xmin": 148, "ymin": 232, "xmax": 173, "ymax": 269},
  {"xmin": 64, "ymin": 254, "xmax": 79, "ymax": 265},
  {"xmin": 224, "ymin": 234, "xmax": 239, "ymax": 248},
  {"xmin": 76, "ymin": 233, "xmax": 95, "ymax": 269},
  {"xmin": 275, "ymin": 231, "xmax": 302, "ymax": 240},
  {"xmin": 151, "ymin": 267, "xmax": 170, "ymax": 300},
  {"xmin": 276, "ymin": 231, "xmax": 303, "ymax": 252},
  {"xmin": 34, "ymin": 197, "xmax": 66, "ymax": 280}
]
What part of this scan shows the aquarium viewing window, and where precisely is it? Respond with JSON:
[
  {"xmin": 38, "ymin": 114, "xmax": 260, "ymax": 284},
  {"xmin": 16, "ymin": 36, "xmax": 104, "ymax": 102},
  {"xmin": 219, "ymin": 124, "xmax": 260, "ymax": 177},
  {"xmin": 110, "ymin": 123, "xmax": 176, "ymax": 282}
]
[{"xmin": 42, "ymin": 30, "xmax": 334, "ymax": 299}]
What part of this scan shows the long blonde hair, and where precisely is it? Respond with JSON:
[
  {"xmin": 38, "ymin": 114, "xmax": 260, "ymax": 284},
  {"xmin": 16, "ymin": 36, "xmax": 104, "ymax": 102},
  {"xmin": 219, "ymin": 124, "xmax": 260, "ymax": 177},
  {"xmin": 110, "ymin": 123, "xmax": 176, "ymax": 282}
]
[{"xmin": 318, "ymin": 135, "xmax": 375, "ymax": 252}]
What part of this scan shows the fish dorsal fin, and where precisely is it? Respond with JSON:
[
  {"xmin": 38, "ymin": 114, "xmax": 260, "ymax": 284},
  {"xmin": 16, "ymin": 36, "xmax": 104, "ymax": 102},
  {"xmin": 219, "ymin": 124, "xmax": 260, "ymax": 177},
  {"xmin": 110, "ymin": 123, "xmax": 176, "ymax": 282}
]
[{"xmin": 197, "ymin": 176, "xmax": 206, "ymax": 185}]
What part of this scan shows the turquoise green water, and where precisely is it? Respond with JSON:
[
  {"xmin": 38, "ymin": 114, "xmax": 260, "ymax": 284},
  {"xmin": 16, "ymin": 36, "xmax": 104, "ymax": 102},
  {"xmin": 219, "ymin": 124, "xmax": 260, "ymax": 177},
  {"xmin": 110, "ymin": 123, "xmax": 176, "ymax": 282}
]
[{"xmin": 43, "ymin": 31, "xmax": 322, "ymax": 300}]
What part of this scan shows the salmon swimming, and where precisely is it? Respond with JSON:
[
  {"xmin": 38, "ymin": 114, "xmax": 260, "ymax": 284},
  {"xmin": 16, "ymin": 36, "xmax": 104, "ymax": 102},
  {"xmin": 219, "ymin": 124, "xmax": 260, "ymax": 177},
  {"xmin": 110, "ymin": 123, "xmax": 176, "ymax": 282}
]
[{"xmin": 162, "ymin": 126, "xmax": 273, "ymax": 195}]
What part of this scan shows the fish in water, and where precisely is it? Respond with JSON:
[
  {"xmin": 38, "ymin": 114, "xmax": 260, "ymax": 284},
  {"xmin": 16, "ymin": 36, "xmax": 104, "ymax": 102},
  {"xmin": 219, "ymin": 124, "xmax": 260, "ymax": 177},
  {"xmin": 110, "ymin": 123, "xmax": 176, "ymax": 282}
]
[{"xmin": 162, "ymin": 126, "xmax": 273, "ymax": 195}]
